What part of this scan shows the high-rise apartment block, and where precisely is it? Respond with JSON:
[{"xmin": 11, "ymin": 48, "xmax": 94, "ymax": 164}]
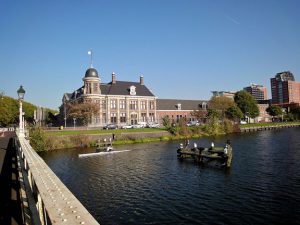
[
  {"xmin": 211, "ymin": 91, "xmax": 235, "ymax": 99},
  {"xmin": 244, "ymin": 84, "xmax": 268, "ymax": 101},
  {"xmin": 270, "ymin": 71, "xmax": 300, "ymax": 105}
]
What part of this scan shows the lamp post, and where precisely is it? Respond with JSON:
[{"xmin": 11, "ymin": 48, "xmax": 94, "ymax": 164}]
[
  {"xmin": 64, "ymin": 100, "xmax": 67, "ymax": 128},
  {"xmin": 73, "ymin": 117, "xmax": 76, "ymax": 130},
  {"xmin": 17, "ymin": 85, "xmax": 25, "ymax": 136}
]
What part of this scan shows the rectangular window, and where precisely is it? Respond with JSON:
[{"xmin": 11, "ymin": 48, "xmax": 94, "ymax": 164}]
[
  {"xmin": 110, "ymin": 99, "xmax": 117, "ymax": 109},
  {"xmin": 130, "ymin": 100, "xmax": 137, "ymax": 110},
  {"xmin": 102, "ymin": 113, "xmax": 106, "ymax": 124},
  {"xmin": 149, "ymin": 113, "xmax": 155, "ymax": 122},
  {"xmin": 149, "ymin": 101, "xmax": 155, "ymax": 110},
  {"xmin": 93, "ymin": 83, "xmax": 98, "ymax": 93},
  {"xmin": 110, "ymin": 113, "xmax": 117, "ymax": 123},
  {"xmin": 120, "ymin": 113, "xmax": 126, "ymax": 123},
  {"xmin": 140, "ymin": 101, "xmax": 146, "ymax": 110},
  {"xmin": 141, "ymin": 113, "xmax": 147, "ymax": 122},
  {"xmin": 102, "ymin": 100, "xmax": 106, "ymax": 110},
  {"xmin": 119, "ymin": 100, "xmax": 126, "ymax": 109}
]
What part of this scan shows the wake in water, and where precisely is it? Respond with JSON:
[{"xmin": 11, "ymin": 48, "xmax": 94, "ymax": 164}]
[{"xmin": 78, "ymin": 150, "xmax": 131, "ymax": 158}]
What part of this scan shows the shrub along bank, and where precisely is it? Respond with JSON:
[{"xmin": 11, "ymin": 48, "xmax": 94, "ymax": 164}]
[
  {"xmin": 28, "ymin": 120, "xmax": 236, "ymax": 152},
  {"xmin": 28, "ymin": 121, "xmax": 300, "ymax": 152}
]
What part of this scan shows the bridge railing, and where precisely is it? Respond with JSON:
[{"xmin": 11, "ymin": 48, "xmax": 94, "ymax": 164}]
[{"xmin": 16, "ymin": 132, "xmax": 100, "ymax": 225}]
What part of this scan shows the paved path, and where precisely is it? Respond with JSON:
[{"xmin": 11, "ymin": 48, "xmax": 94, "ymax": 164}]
[{"xmin": 0, "ymin": 132, "xmax": 23, "ymax": 225}]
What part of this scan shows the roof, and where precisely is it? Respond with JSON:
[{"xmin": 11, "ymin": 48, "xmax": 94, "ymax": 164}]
[
  {"xmin": 157, "ymin": 99, "xmax": 208, "ymax": 110},
  {"xmin": 65, "ymin": 81, "xmax": 154, "ymax": 102},
  {"xmin": 100, "ymin": 81, "xmax": 154, "ymax": 96},
  {"xmin": 85, "ymin": 68, "xmax": 99, "ymax": 78},
  {"xmin": 275, "ymin": 71, "xmax": 295, "ymax": 81}
]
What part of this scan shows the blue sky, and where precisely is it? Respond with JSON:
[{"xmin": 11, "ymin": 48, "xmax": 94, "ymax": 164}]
[{"xmin": 1, "ymin": 0, "xmax": 300, "ymax": 109}]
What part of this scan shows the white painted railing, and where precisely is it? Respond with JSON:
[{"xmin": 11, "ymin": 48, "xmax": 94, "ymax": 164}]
[{"xmin": 16, "ymin": 133, "xmax": 100, "ymax": 225}]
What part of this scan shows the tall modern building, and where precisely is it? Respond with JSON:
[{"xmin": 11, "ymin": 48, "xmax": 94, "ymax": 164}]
[
  {"xmin": 211, "ymin": 91, "xmax": 235, "ymax": 99},
  {"xmin": 244, "ymin": 84, "xmax": 268, "ymax": 101},
  {"xmin": 270, "ymin": 71, "xmax": 300, "ymax": 105}
]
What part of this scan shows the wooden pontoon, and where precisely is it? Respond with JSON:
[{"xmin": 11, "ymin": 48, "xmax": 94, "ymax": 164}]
[{"xmin": 177, "ymin": 141, "xmax": 233, "ymax": 168}]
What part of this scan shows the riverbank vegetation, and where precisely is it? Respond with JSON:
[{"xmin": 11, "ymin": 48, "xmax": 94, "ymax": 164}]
[
  {"xmin": 0, "ymin": 95, "xmax": 58, "ymax": 127},
  {"xmin": 27, "ymin": 90, "xmax": 300, "ymax": 151}
]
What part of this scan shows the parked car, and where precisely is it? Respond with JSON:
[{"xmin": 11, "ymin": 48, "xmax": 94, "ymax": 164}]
[
  {"xmin": 147, "ymin": 122, "xmax": 160, "ymax": 128},
  {"xmin": 132, "ymin": 124, "xmax": 142, "ymax": 129},
  {"xmin": 187, "ymin": 121, "xmax": 199, "ymax": 126},
  {"xmin": 240, "ymin": 120, "xmax": 247, "ymax": 124},
  {"xmin": 121, "ymin": 124, "xmax": 133, "ymax": 129},
  {"xmin": 103, "ymin": 124, "xmax": 118, "ymax": 130}
]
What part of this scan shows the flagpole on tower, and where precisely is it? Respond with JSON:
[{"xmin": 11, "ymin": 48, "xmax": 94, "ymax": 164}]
[{"xmin": 88, "ymin": 49, "xmax": 93, "ymax": 68}]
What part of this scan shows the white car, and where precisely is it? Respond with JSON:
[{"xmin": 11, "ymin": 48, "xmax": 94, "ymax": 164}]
[
  {"xmin": 132, "ymin": 123, "xmax": 143, "ymax": 128},
  {"xmin": 187, "ymin": 121, "xmax": 199, "ymax": 126},
  {"xmin": 147, "ymin": 123, "xmax": 160, "ymax": 128},
  {"xmin": 121, "ymin": 124, "xmax": 133, "ymax": 129},
  {"xmin": 240, "ymin": 120, "xmax": 247, "ymax": 124}
]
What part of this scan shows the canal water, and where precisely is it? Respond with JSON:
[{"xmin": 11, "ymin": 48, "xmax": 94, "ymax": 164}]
[{"xmin": 40, "ymin": 128, "xmax": 300, "ymax": 225}]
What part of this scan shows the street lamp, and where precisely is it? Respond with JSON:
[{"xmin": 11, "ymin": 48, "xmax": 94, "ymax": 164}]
[
  {"xmin": 17, "ymin": 85, "xmax": 26, "ymax": 136},
  {"xmin": 73, "ymin": 117, "xmax": 76, "ymax": 130},
  {"xmin": 64, "ymin": 100, "xmax": 67, "ymax": 128}
]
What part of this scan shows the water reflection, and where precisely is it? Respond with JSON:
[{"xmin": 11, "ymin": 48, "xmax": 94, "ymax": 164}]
[{"xmin": 40, "ymin": 128, "xmax": 300, "ymax": 225}]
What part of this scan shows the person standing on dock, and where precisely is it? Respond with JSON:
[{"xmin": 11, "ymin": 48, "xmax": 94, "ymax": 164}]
[{"xmin": 211, "ymin": 142, "xmax": 214, "ymax": 149}]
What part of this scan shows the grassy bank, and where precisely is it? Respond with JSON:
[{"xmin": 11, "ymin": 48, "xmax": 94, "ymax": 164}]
[
  {"xmin": 240, "ymin": 121, "xmax": 300, "ymax": 128},
  {"xmin": 46, "ymin": 128, "xmax": 164, "ymax": 136},
  {"xmin": 30, "ymin": 121, "xmax": 300, "ymax": 152}
]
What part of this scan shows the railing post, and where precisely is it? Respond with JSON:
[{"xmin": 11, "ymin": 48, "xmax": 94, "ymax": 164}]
[
  {"xmin": 37, "ymin": 193, "xmax": 45, "ymax": 225},
  {"xmin": 28, "ymin": 169, "xmax": 33, "ymax": 190}
]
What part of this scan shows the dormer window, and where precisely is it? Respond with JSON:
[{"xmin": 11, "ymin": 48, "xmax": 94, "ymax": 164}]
[
  {"xmin": 130, "ymin": 85, "xmax": 136, "ymax": 95},
  {"xmin": 177, "ymin": 103, "xmax": 181, "ymax": 110}
]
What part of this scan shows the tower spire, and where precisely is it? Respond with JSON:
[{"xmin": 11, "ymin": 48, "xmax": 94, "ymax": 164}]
[{"xmin": 87, "ymin": 49, "xmax": 93, "ymax": 68}]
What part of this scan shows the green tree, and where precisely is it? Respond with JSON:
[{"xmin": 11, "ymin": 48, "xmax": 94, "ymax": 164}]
[
  {"xmin": 67, "ymin": 101, "xmax": 99, "ymax": 126},
  {"xmin": 203, "ymin": 109, "xmax": 223, "ymax": 135},
  {"xmin": 162, "ymin": 115, "xmax": 171, "ymax": 129},
  {"xmin": 23, "ymin": 101, "xmax": 37, "ymax": 123},
  {"xmin": 290, "ymin": 106, "xmax": 300, "ymax": 120},
  {"xmin": 0, "ymin": 96, "xmax": 18, "ymax": 126},
  {"xmin": 266, "ymin": 105, "xmax": 283, "ymax": 119},
  {"xmin": 190, "ymin": 109, "xmax": 207, "ymax": 123},
  {"xmin": 226, "ymin": 105, "xmax": 243, "ymax": 121},
  {"xmin": 29, "ymin": 126, "xmax": 47, "ymax": 152},
  {"xmin": 234, "ymin": 91, "xmax": 259, "ymax": 119},
  {"xmin": 208, "ymin": 96, "xmax": 235, "ymax": 119}
]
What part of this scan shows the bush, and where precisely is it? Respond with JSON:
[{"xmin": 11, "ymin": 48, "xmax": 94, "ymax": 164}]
[{"xmin": 29, "ymin": 126, "xmax": 47, "ymax": 152}]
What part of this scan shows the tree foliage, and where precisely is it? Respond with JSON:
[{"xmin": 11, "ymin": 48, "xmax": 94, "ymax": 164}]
[
  {"xmin": 162, "ymin": 115, "xmax": 171, "ymax": 129},
  {"xmin": 29, "ymin": 126, "xmax": 47, "ymax": 152},
  {"xmin": 226, "ymin": 105, "xmax": 243, "ymax": 121},
  {"xmin": 234, "ymin": 91, "xmax": 259, "ymax": 119},
  {"xmin": 266, "ymin": 105, "xmax": 283, "ymax": 117},
  {"xmin": 0, "ymin": 95, "xmax": 58, "ymax": 127},
  {"xmin": 208, "ymin": 96, "xmax": 235, "ymax": 118},
  {"xmin": 190, "ymin": 109, "xmax": 207, "ymax": 123},
  {"xmin": 0, "ymin": 96, "xmax": 18, "ymax": 126},
  {"xmin": 67, "ymin": 101, "xmax": 99, "ymax": 125},
  {"xmin": 290, "ymin": 106, "xmax": 300, "ymax": 120}
]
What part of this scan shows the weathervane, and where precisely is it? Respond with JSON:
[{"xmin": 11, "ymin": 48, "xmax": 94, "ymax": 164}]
[{"xmin": 88, "ymin": 49, "xmax": 93, "ymax": 68}]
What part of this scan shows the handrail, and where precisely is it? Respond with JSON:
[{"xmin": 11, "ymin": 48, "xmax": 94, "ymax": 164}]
[{"xmin": 16, "ymin": 133, "xmax": 100, "ymax": 225}]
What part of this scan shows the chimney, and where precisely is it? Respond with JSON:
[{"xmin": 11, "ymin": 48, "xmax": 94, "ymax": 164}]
[
  {"xmin": 112, "ymin": 72, "xmax": 116, "ymax": 84},
  {"xmin": 140, "ymin": 75, "xmax": 144, "ymax": 85}
]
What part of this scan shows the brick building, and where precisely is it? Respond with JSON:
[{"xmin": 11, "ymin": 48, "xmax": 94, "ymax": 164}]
[
  {"xmin": 244, "ymin": 84, "xmax": 268, "ymax": 101},
  {"xmin": 61, "ymin": 67, "xmax": 157, "ymax": 127},
  {"xmin": 156, "ymin": 99, "xmax": 208, "ymax": 124},
  {"xmin": 271, "ymin": 71, "xmax": 300, "ymax": 106}
]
